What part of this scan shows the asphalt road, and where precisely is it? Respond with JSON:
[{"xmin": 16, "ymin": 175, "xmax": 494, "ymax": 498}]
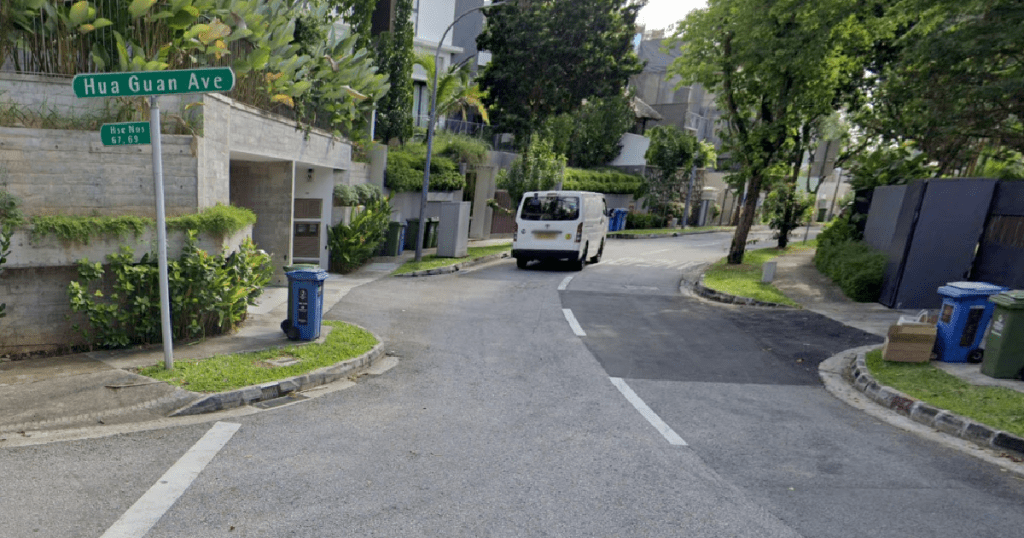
[{"xmin": 2, "ymin": 231, "xmax": 1023, "ymax": 537}]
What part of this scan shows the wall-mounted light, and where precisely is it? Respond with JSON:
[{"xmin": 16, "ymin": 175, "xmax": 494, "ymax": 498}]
[{"xmin": 307, "ymin": 168, "xmax": 314, "ymax": 182}]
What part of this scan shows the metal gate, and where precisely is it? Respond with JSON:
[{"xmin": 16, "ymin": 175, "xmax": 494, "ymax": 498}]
[
  {"xmin": 876, "ymin": 179, "xmax": 998, "ymax": 309},
  {"xmin": 490, "ymin": 190, "xmax": 516, "ymax": 235},
  {"xmin": 972, "ymin": 181, "xmax": 1024, "ymax": 289}
]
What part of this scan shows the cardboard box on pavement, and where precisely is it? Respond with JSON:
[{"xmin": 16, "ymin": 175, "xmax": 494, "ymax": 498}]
[{"xmin": 882, "ymin": 311, "xmax": 938, "ymax": 363}]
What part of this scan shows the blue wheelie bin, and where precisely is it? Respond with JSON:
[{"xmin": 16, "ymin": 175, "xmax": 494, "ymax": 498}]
[
  {"xmin": 282, "ymin": 269, "xmax": 329, "ymax": 341},
  {"xmin": 934, "ymin": 281, "xmax": 1008, "ymax": 363}
]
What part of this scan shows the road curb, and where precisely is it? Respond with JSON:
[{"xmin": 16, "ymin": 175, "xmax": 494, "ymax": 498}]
[
  {"xmin": 393, "ymin": 252, "xmax": 510, "ymax": 277},
  {"xmin": 842, "ymin": 351, "xmax": 1024, "ymax": 459},
  {"xmin": 169, "ymin": 338, "xmax": 385, "ymax": 417},
  {"xmin": 608, "ymin": 229, "xmax": 722, "ymax": 240},
  {"xmin": 691, "ymin": 274, "xmax": 796, "ymax": 308}
]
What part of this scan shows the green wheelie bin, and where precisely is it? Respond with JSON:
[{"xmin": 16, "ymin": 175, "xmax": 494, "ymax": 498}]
[{"xmin": 980, "ymin": 290, "xmax": 1024, "ymax": 379}]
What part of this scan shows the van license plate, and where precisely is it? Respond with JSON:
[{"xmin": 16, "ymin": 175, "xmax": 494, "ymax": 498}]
[{"xmin": 533, "ymin": 231, "xmax": 558, "ymax": 239}]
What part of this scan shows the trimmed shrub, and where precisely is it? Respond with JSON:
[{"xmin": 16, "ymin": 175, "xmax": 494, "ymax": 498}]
[
  {"xmin": 625, "ymin": 212, "xmax": 667, "ymax": 230},
  {"xmin": 814, "ymin": 224, "xmax": 887, "ymax": 303},
  {"xmin": 563, "ymin": 168, "xmax": 645, "ymax": 195},
  {"xmin": 386, "ymin": 146, "xmax": 467, "ymax": 193}
]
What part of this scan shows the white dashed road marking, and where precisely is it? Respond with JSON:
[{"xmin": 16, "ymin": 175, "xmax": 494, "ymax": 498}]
[
  {"xmin": 101, "ymin": 421, "xmax": 241, "ymax": 538},
  {"xmin": 562, "ymin": 308, "xmax": 586, "ymax": 336},
  {"xmin": 558, "ymin": 276, "xmax": 574, "ymax": 291},
  {"xmin": 610, "ymin": 378, "xmax": 688, "ymax": 446}
]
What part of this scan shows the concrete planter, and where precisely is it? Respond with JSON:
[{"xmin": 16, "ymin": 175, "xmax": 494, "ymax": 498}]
[{"xmin": 4, "ymin": 225, "xmax": 253, "ymax": 269}]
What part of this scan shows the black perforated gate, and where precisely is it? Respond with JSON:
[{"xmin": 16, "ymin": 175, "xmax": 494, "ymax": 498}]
[{"xmin": 973, "ymin": 182, "xmax": 1024, "ymax": 289}]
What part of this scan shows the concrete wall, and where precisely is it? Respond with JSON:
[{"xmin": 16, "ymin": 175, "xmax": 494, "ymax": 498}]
[
  {"xmin": 0, "ymin": 266, "xmax": 90, "ymax": 355},
  {"xmin": 230, "ymin": 161, "xmax": 294, "ymax": 285},
  {"xmin": 0, "ymin": 225, "xmax": 252, "ymax": 355},
  {"xmin": 292, "ymin": 166, "xmax": 335, "ymax": 268},
  {"xmin": 0, "ymin": 126, "xmax": 199, "ymax": 217},
  {"xmin": 609, "ymin": 133, "xmax": 651, "ymax": 167}
]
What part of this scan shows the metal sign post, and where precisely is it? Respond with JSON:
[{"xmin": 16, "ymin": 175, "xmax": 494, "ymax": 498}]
[
  {"xmin": 76, "ymin": 68, "xmax": 235, "ymax": 370},
  {"xmin": 149, "ymin": 97, "xmax": 174, "ymax": 370}
]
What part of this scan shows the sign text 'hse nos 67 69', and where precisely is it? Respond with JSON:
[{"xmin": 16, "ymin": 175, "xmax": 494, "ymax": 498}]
[{"xmin": 73, "ymin": 67, "xmax": 235, "ymax": 98}]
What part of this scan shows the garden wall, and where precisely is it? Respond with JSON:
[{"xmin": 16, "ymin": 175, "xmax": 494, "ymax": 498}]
[{"xmin": 0, "ymin": 226, "xmax": 253, "ymax": 356}]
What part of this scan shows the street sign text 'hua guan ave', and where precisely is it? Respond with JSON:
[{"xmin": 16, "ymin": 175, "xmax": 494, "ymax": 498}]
[{"xmin": 73, "ymin": 67, "xmax": 235, "ymax": 98}]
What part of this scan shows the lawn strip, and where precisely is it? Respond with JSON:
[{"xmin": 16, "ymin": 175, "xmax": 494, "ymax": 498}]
[
  {"xmin": 393, "ymin": 243, "xmax": 511, "ymax": 275},
  {"xmin": 866, "ymin": 349, "xmax": 1024, "ymax": 438},
  {"xmin": 138, "ymin": 321, "xmax": 378, "ymax": 393}
]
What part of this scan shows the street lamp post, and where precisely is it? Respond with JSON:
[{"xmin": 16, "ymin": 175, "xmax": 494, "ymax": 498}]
[
  {"xmin": 682, "ymin": 112, "xmax": 708, "ymax": 230},
  {"xmin": 415, "ymin": 1, "xmax": 505, "ymax": 262}
]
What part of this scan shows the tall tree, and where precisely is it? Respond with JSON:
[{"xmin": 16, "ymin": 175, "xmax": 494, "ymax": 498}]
[
  {"xmin": 853, "ymin": 0, "xmax": 1024, "ymax": 175},
  {"xmin": 374, "ymin": 0, "xmax": 414, "ymax": 144},
  {"xmin": 477, "ymin": 0, "xmax": 645, "ymax": 146},
  {"xmin": 413, "ymin": 54, "xmax": 490, "ymax": 125},
  {"xmin": 669, "ymin": 0, "xmax": 880, "ymax": 263}
]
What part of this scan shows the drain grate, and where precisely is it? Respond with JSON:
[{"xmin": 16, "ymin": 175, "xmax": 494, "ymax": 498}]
[
  {"xmin": 253, "ymin": 393, "xmax": 308, "ymax": 409},
  {"xmin": 261, "ymin": 386, "xmax": 280, "ymax": 400}
]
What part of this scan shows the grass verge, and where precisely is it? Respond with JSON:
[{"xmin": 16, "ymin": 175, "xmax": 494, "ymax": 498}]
[
  {"xmin": 393, "ymin": 243, "xmax": 511, "ymax": 275},
  {"xmin": 138, "ymin": 321, "xmax": 377, "ymax": 393},
  {"xmin": 700, "ymin": 241, "xmax": 817, "ymax": 307},
  {"xmin": 610, "ymin": 226, "xmax": 730, "ymax": 236},
  {"xmin": 866, "ymin": 349, "xmax": 1024, "ymax": 438}
]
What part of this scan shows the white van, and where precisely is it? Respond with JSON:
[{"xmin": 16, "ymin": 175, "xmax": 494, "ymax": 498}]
[{"xmin": 512, "ymin": 190, "xmax": 609, "ymax": 270}]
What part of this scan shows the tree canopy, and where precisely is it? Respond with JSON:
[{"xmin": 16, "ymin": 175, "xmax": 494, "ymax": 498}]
[
  {"xmin": 669, "ymin": 0, "xmax": 880, "ymax": 263},
  {"xmin": 477, "ymin": 0, "xmax": 644, "ymax": 146}
]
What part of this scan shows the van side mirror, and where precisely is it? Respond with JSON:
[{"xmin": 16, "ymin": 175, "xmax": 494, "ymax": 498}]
[{"xmin": 605, "ymin": 208, "xmax": 614, "ymax": 217}]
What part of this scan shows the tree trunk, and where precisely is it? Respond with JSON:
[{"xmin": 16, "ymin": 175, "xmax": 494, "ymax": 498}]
[{"xmin": 727, "ymin": 174, "xmax": 764, "ymax": 264}]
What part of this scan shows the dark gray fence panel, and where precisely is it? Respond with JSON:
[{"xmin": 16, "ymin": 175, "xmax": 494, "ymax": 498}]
[
  {"xmin": 889, "ymin": 179, "xmax": 997, "ymax": 309},
  {"xmin": 973, "ymin": 181, "xmax": 1024, "ymax": 289},
  {"xmin": 864, "ymin": 185, "xmax": 906, "ymax": 252},
  {"xmin": 879, "ymin": 182, "xmax": 925, "ymax": 308}
]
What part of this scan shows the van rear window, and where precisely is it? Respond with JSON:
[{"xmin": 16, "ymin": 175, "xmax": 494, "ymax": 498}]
[{"xmin": 520, "ymin": 195, "xmax": 580, "ymax": 221}]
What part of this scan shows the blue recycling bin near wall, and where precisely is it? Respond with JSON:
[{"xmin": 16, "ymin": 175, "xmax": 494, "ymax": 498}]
[
  {"xmin": 283, "ymin": 269, "xmax": 328, "ymax": 341},
  {"xmin": 609, "ymin": 209, "xmax": 627, "ymax": 231},
  {"xmin": 935, "ymin": 281, "xmax": 1008, "ymax": 363}
]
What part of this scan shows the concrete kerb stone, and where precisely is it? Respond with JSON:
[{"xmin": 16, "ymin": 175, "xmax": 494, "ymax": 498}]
[
  {"xmin": 169, "ymin": 339, "xmax": 385, "ymax": 417},
  {"xmin": 393, "ymin": 252, "xmax": 511, "ymax": 278},
  {"xmin": 608, "ymin": 229, "xmax": 722, "ymax": 240},
  {"xmin": 840, "ymin": 351, "xmax": 1024, "ymax": 459}
]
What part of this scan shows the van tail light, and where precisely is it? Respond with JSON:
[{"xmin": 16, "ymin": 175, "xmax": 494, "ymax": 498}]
[{"xmin": 576, "ymin": 223, "xmax": 583, "ymax": 243}]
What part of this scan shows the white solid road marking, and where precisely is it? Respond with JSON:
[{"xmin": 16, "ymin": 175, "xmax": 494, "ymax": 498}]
[
  {"xmin": 609, "ymin": 377, "xmax": 688, "ymax": 446},
  {"xmin": 101, "ymin": 421, "xmax": 241, "ymax": 538},
  {"xmin": 558, "ymin": 276, "xmax": 574, "ymax": 290},
  {"xmin": 562, "ymin": 308, "xmax": 586, "ymax": 336}
]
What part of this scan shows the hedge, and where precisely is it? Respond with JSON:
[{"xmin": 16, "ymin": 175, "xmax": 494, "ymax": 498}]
[
  {"xmin": 562, "ymin": 167, "xmax": 644, "ymax": 195},
  {"xmin": 813, "ymin": 219, "xmax": 887, "ymax": 302},
  {"xmin": 385, "ymin": 148, "xmax": 466, "ymax": 193}
]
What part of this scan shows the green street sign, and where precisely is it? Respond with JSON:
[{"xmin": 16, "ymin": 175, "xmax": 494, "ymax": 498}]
[
  {"xmin": 73, "ymin": 67, "xmax": 235, "ymax": 98},
  {"xmin": 101, "ymin": 122, "xmax": 151, "ymax": 146}
]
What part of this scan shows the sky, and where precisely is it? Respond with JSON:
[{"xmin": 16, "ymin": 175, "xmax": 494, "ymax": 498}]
[{"xmin": 637, "ymin": 0, "xmax": 707, "ymax": 32}]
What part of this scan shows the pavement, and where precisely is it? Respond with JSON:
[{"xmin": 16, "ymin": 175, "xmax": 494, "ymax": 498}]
[{"xmin": 2, "ymin": 236, "xmax": 1023, "ymax": 465}]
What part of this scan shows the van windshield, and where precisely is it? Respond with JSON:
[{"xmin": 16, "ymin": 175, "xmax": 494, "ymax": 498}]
[{"xmin": 520, "ymin": 195, "xmax": 580, "ymax": 221}]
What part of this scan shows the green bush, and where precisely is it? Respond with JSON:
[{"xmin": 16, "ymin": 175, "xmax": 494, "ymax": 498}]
[
  {"xmin": 625, "ymin": 213, "xmax": 667, "ymax": 230},
  {"xmin": 814, "ymin": 230, "xmax": 887, "ymax": 303},
  {"xmin": 386, "ymin": 146, "xmax": 467, "ymax": 193},
  {"xmin": 31, "ymin": 205, "xmax": 257, "ymax": 244},
  {"xmin": 355, "ymin": 183, "xmax": 383, "ymax": 205},
  {"xmin": 327, "ymin": 196, "xmax": 391, "ymax": 273},
  {"xmin": 166, "ymin": 204, "xmax": 257, "ymax": 236},
  {"xmin": 562, "ymin": 168, "xmax": 645, "ymax": 195},
  {"xmin": 67, "ymin": 233, "xmax": 272, "ymax": 349},
  {"xmin": 334, "ymin": 184, "xmax": 359, "ymax": 206}
]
